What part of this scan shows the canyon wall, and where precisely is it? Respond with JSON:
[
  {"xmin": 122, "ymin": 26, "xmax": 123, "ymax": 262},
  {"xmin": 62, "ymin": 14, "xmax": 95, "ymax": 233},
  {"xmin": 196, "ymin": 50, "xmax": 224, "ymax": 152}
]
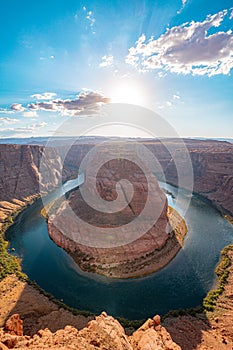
[
  {"xmin": 1, "ymin": 138, "xmax": 232, "ymax": 231},
  {"xmin": 0, "ymin": 144, "xmax": 64, "ymax": 226},
  {"xmin": 161, "ymin": 139, "xmax": 233, "ymax": 216},
  {"xmin": 64, "ymin": 139, "xmax": 233, "ymax": 216},
  {"xmin": 47, "ymin": 139, "xmax": 233, "ymax": 278},
  {"xmin": 47, "ymin": 157, "xmax": 183, "ymax": 278}
]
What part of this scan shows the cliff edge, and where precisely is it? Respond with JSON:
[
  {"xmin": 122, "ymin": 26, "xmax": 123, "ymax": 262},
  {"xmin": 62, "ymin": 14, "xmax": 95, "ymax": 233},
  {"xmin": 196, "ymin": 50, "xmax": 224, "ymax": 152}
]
[
  {"xmin": 47, "ymin": 159, "xmax": 187, "ymax": 278},
  {"xmin": 0, "ymin": 312, "xmax": 181, "ymax": 350}
]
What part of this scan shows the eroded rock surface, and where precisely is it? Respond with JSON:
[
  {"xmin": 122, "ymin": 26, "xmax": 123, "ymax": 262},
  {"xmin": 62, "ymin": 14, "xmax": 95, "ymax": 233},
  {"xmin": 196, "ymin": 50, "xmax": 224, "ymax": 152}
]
[
  {"xmin": 64, "ymin": 139, "xmax": 233, "ymax": 216},
  {"xmin": 0, "ymin": 312, "xmax": 180, "ymax": 350},
  {"xmin": 0, "ymin": 144, "xmax": 66, "ymax": 228},
  {"xmin": 47, "ymin": 158, "xmax": 187, "ymax": 277},
  {"xmin": 130, "ymin": 315, "xmax": 181, "ymax": 350},
  {"xmin": 4, "ymin": 314, "xmax": 23, "ymax": 336}
]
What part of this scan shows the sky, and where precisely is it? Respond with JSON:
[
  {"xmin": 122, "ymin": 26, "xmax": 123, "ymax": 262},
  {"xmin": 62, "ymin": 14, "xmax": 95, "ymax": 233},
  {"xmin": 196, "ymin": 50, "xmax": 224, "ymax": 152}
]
[{"xmin": 0, "ymin": 0, "xmax": 232, "ymax": 139}]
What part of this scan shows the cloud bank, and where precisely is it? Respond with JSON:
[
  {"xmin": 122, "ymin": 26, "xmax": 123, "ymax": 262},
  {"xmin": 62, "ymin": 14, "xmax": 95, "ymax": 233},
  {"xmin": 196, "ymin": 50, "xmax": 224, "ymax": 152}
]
[
  {"xmin": 126, "ymin": 10, "xmax": 233, "ymax": 76},
  {"xmin": 0, "ymin": 117, "xmax": 19, "ymax": 124},
  {"xmin": 0, "ymin": 122, "xmax": 47, "ymax": 137},
  {"xmin": 7, "ymin": 91, "xmax": 110, "ymax": 118},
  {"xmin": 27, "ymin": 91, "xmax": 110, "ymax": 116}
]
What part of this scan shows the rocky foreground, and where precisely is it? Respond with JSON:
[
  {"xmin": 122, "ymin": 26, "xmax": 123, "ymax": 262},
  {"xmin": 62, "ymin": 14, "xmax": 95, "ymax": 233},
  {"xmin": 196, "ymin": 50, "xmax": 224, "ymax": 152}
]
[
  {"xmin": 0, "ymin": 244, "xmax": 233, "ymax": 349},
  {"xmin": 0, "ymin": 312, "xmax": 181, "ymax": 350}
]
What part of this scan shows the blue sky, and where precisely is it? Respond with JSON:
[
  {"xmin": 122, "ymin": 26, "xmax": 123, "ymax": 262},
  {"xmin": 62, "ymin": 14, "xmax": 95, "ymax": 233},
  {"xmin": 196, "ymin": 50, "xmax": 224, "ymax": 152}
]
[{"xmin": 0, "ymin": 0, "xmax": 232, "ymax": 138}]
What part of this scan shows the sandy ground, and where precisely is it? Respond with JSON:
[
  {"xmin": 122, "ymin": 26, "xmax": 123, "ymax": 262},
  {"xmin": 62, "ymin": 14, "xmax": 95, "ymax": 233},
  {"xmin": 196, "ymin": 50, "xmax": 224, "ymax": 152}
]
[
  {"xmin": 164, "ymin": 250, "xmax": 233, "ymax": 349},
  {"xmin": 0, "ymin": 275, "xmax": 93, "ymax": 336}
]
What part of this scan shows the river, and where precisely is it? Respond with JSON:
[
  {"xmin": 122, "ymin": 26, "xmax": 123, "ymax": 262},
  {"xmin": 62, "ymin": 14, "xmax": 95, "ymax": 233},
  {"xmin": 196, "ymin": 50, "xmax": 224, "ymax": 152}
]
[{"xmin": 5, "ymin": 176, "xmax": 233, "ymax": 320}]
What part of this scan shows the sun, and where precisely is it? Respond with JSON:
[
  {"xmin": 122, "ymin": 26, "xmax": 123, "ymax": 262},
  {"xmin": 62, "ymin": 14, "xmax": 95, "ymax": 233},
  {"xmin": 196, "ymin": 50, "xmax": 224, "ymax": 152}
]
[{"xmin": 109, "ymin": 81, "xmax": 146, "ymax": 106}]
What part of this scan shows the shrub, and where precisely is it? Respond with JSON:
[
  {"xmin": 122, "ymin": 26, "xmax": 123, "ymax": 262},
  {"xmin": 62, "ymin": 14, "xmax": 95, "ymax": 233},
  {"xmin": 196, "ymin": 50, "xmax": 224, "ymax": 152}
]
[{"xmin": 203, "ymin": 244, "xmax": 233, "ymax": 312}]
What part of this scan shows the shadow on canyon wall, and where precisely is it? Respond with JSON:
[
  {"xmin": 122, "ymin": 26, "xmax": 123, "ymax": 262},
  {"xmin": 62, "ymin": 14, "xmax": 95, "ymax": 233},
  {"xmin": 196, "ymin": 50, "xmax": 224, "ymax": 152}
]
[{"xmin": 1, "ymin": 274, "xmax": 214, "ymax": 350}]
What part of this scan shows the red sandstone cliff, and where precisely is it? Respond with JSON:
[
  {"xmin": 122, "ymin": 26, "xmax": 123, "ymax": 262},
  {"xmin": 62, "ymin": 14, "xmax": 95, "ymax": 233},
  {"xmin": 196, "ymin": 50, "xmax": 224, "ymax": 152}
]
[
  {"xmin": 163, "ymin": 140, "xmax": 233, "ymax": 215},
  {"xmin": 0, "ymin": 144, "xmax": 64, "ymax": 226},
  {"xmin": 47, "ymin": 157, "xmax": 187, "ymax": 278},
  {"xmin": 63, "ymin": 139, "xmax": 233, "ymax": 216}
]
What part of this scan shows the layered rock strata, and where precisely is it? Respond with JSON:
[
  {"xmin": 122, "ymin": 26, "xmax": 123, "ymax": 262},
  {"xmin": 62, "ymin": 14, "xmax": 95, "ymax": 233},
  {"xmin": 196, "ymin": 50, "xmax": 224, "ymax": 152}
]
[
  {"xmin": 0, "ymin": 144, "xmax": 65, "ymax": 229},
  {"xmin": 47, "ymin": 159, "xmax": 187, "ymax": 278},
  {"xmin": 64, "ymin": 139, "xmax": 233, "ymax": 216}
]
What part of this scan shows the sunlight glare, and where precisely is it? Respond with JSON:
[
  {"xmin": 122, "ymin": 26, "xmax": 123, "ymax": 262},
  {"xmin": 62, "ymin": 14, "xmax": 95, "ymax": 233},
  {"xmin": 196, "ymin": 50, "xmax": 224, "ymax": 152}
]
[{"xmin": 109, "ymin": 81, "xmax": 146, "ymax": 106}]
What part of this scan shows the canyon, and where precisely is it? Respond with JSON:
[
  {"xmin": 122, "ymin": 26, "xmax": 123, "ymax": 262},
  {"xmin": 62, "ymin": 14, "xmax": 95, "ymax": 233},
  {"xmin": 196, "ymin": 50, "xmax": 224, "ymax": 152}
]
[
  {"xmin": 45, "ymin": 138, "xmax": 233, "ymax": 278},
  {"xmin": 0, "ymin": 138, "xmax": 232, "ymax": 229},
  {"xmin": 62, "ymin": 138, "xmax": 233, "ymax": 216},
  {"xmin": 47, "ymin": 156, "xmax": 187, "ymax": 278},
  {"xmin": 0, "ymin": 138, "xmax": 233, "ymax": 349}
]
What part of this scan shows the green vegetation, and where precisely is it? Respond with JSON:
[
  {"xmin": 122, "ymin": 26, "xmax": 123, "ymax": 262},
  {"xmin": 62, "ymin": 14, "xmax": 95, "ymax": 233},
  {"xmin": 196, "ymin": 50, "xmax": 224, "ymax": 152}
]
[
  {"xmin": 41, "ymin": 196, "xmax": 65, "ymax": 218},
  {"xmin": 1, "ymin": 202, "xmax": 233, "ymax": 330},
  {"xmin": 119, "ymin": 307, "xmax": 200, "ymax": 329},
  {"xmin": 0, "ymin": 209, "xmax": 96, "ymax": 321},
  {"xmin": 163, "ymin": 306, "xmax": 203, "ymax": 320},
  {"xmin": 0, "ymin": 233, "xmax": 21, "ymax": 280},
  {"xmin": 223, "ymin": 214, "xmax": 233, "ymax": 226},
  {"xmin": 0, "ymin": 207, "xmax": 28, "ymax": 281},
  {"xmin": 26, "ymin": 279, "xmax": 94, "ymax": 317},
  {"xmin": 6, "ymin": 215, "xmax": 13, "ymax": 224},
  {"xmin": 163, "ymin": 244, "xmax": 233, "ymax": 319},
  {"xmin": 203, "ymin": 244, "xmax": 233, "ymax": 311},
  {"xmin": 116, "ymin": 317, "xmax": 145, "ymax": 330}
]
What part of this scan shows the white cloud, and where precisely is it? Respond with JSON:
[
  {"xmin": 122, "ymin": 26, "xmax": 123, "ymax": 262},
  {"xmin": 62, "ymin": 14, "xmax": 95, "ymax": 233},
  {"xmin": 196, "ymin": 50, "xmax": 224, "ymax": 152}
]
[
  {"xmin": 39, "ymin": 55, "xmax": 55, "ymax": 61},
  {"xmin": 99, "ymin": 55, "xmax": 114, "ymax": 67},
  {"xmin": 157, "ymin": 71, "xmax": 167, "ymax": 78},
  {"xmin": 0, "ymin": 122, "xmax": 47, "ymax": 137},
  {"xmin": 31, "ymin": 92, "xmax": 57, "ymax": 100},
  {"xmin": 177, "ymin": 0, "xmax": 188, "ymax": 14},
  {"xmin": 11, "ymin": 103, "xmax": 25, "ymax": 112},
  {"xmin": 27, "ymin": 90, "xmax": 110, "ymax": 116},
  {"xmin": 86, "ymin": 11, "xmax": 95, "ymax": 26},
  {"xmin": 8, "ymin": 91, "xmax": 110, "ymax": 119},
  {"xmin": 0, "ymin": 109, "xmax": 14, "ymax": 115},
  {"xmin": 23, "ymin": 111, "xmax": 38, "ymax": 118},
  {"xmin": 0, "ymin": 117, "xmax": 19, "ymax": 124},
  {"xmin": 15, "ymin": 122, "xmax": 47, "ymax": 132},
  {"xmin": 173, "ymin": 94, "xmax": 180, "ymax": 100},
  {"xmin": 126, "ymin": 10, "xmax": 233, "ymax": 76},
  {"xmin": 28, "ymin": 101, "xmax": 56, "ymax": 111},
  {"xmin": 85, "ymin": 9, "xmax": 96, "ymax": 33},
  {"xmin": 230, "ymin": 9, "xmax": 233, "ymax": 20}
]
